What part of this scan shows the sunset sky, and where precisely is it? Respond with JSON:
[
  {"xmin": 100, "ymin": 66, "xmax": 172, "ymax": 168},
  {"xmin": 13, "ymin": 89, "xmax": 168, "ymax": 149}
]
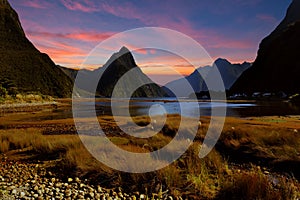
[{"xmin": 10, "ymin": 0, "xmax": 291, "ymax": 84}]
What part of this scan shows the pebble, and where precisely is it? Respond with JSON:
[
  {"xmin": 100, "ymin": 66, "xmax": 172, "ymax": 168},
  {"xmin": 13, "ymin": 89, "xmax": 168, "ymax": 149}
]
[{"xmin": 0, "ymin": 157, "xmax": 175, "ymax": 200}]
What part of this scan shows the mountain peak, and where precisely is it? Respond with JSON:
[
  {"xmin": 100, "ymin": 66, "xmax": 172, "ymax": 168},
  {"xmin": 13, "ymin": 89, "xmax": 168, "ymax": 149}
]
[
  {"xmin": 103, "ymin": 46, "xmax": 137, "ymax": 71},
  {"xmin": 0, "ymin": 0, "xmax": 26, "ymax": 42},
  {"xmin": 214, "ymin": 58, "xmax": 231, "ymax": 70},
  {"xmin": 119, "ymin": 46, "xmax": 130, "ymax": 54},
  {"xmin": 215, "ymin": 58, "xmax": 230, "ymax": 64},
  {"xmin": 0, "ymin": 0, "xmax": 73, "ymax": 97},
  {"xmin": 275, "ymin": 0, "xmax": 300, "ymax": 32},
  {"xmin": 94, "ymin": 46, "xmax": 167, "ymax": 97},
  {"xmin": 231, "ymin": 0, "xmax": 300, "ymax": 94},
  {"xmin": 0, "ymin": 0, "xmax": 9, "ymax": 7}
]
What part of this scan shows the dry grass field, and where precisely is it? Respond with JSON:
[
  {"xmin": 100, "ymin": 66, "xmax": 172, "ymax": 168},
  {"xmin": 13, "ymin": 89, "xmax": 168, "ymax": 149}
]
[{"xmin": 1, "ymin": 103, "xmax": 299, "ymax": 199}]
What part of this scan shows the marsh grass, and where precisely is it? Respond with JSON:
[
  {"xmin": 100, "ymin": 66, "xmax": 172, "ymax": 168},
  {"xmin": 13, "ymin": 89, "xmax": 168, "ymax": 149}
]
[
  {"xmin": 219, "ymin": 117, "xmax": 300, "ymax": 161},
  {"xmin": 217, "ymin": 165, "xmax": 300, "ymax": 200},
  {"xmin": 0, "ymin": 128, "xmax": 39, "ymax": 152},
  {"xmin": 0, "ymin": 93, "xmax": 53, "ymax": 104},
  {"xmin": 1, "ymin": 114, "xmax": 300, "ymax": 199}
]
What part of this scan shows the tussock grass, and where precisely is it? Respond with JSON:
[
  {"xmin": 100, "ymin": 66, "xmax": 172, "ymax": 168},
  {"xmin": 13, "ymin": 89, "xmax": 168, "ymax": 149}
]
[
  {"xmin": 217, "ymin": 165, "xmax": 300, "ymax": 200},
  {"xmin": 1, "ymin": 114, "xmax": 300, "ymax": 199},
  {"xmin": 0, "ymin": 128, "xmax": 39, "ymax": 152},
  {"xmin": 219, "ymin": 117, "xmax": 300, "ymax": 161}
]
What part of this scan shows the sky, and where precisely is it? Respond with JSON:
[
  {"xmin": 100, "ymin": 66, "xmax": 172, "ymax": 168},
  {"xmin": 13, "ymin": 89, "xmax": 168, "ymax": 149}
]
[{"xmin": 10, "ymin": 0, "xmax": 292, "ymax": 84}]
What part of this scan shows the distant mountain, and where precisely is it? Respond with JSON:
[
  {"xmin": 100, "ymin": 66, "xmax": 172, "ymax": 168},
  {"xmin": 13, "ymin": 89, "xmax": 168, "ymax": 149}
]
[
  {"xmin": 231, "ymin": 0, "xmax": 300, "ymax": 94},
  {"xmin": 59, "ymin": 65, "xmax": 78, "ymax": 81},
  {"xmin": 0, "ymin": 0, "xmax": 73, "ymax": 97},
  {"xmin": 164, "ymin": 58, "xmax": 251, "ymax": 97},
  {"xmin": 74, "ymin": 47, "xmax": 168, "ymax": 98}
]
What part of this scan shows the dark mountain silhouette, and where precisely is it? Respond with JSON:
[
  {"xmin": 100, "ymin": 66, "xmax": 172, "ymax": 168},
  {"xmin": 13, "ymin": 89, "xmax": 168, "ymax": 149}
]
[
  {"xmin": 72, "ymin": 47, "xmax": 168, "ymax": 98},
  {"xmin": 0, "ymin": 0, "xmax": 73, "ymax": 97},
  {"xmin": 164, "ymin": 58, "xmax": 251, "ymax": 97},
  {"xmin": 59, "ymin": 65, "xmax": 78, "ymax": 81},
  {"xmin": 231, "ymin": 0, "xmax": 300, "ymax": 94}
]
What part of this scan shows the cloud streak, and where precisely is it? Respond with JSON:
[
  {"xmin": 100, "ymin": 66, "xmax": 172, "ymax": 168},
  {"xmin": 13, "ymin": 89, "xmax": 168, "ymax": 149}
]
[
  {"xmin": 256, "ymin": 14, "xmax": 277, "ymax": 24},
  {"xmin": 11, "ymin": 0, "xmax": 289, "ymax": 83},
  {"xmin": 60, "ymin": 0, "xmax": 99, "ymax": 12},
  {"xmin": 27, "ymin": 31, "xmax": 115, "ymax": 42},
  {"xmin": 14, "ymin": 0, "xmax": 54, "ymax": 9}
]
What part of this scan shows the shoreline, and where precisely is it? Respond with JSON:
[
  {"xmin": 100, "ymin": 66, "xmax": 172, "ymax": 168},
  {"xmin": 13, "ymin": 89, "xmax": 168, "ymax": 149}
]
[{"xmin": 0, "ymin": 101, "xmax": 60, "ymax": 114}]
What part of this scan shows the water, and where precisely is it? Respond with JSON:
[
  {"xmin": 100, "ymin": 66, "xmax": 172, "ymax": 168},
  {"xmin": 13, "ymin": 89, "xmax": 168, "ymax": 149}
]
[
  {"xmin": 91, "ymin": 98, "xmax": 300, "ymax": 118},
  {"xmin": 20, "ymin": 99, "xmax": 300, "ymax": 123}
]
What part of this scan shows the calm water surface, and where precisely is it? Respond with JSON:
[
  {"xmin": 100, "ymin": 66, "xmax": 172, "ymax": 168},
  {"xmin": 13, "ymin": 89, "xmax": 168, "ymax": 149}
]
[
  {"xmin": 91, "ymin": 98, "xmax": 300, "ymax": 118},
  {"xmin": 22, "ymin": 99, "xmax": 300, "ymax": 122}
]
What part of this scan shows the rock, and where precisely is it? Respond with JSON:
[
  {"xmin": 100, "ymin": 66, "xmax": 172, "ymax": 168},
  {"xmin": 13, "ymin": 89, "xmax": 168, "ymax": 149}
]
[
  {"xmin": 97, "ymin": 185, "xmax": 103, "ymax": 193},
  {"xmin": 11, "ymin": 189, "xmax": 17, "ymax": 195},
  {"xmin": 38, "ymin": 189, "xmax": 43, "ymax": 195},
  {"xmin": 75, "ymin": 177, "xmax": 80, "ymax": 183},
  {"xmin": 34, "ymin": 185, "xmax": 39, "ymax": 191},
  {"xmin": 89, "ymin": 192, "xmax": 95, "ymax": 198},
  {"xmin": 55, "ymin": 183, "xmax": 62, "ymax": 188},
  {"xmin": 20, "ymin": 191, "xmax": 26, "ymax": 198},
  {"xmin": 95, "ymin": 193, "xmax": 101, "ymax": 199},
  {"xmin": 51, "ymin": 178, "xmax": 56, "ymax": 183},
  {"xmin": 65, "ymin": 189, "xmax": 71, "ymax": 197}
]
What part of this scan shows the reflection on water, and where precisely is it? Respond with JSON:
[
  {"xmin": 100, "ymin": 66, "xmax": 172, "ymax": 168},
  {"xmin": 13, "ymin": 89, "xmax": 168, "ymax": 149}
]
[
  {"xmin": 23, "ymin": 99, "xmax": 300, "ymax": 122},
  {"xmin": 93, "ymin": 99, "xmax": 300, "ymax": 118}
]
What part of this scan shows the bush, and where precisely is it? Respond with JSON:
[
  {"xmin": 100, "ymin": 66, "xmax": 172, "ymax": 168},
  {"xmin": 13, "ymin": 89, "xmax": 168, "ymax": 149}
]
[
  {"xmin": 7, "ymin": 87, "xmax": 18, "ymax": 97},
  {"xmin": 0, "ymin": 85, "xmax": 7, "ymax": 98}
]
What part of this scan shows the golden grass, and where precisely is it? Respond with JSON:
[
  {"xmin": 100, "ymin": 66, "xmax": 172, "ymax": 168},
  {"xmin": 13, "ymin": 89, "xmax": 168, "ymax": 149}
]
[
  {"xmin": 218, "ymin": 116, "xmax": 300, "ymax": 161},
  {"xmin": 217, "ymin": 166, "xmax": 300, "ymax": 200},
  {"xmin": 0, "ymin": 114, "xmax": 300, "ymax": 199},
  {"xmin": 0, "ymin": 128, "xmax": 40, "ymax": 152},
  {"xmin": 0, "ymin": 93, "xmax": 53, "ymax": 104}
]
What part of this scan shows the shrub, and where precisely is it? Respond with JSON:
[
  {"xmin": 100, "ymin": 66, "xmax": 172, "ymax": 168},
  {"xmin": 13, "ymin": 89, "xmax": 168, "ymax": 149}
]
[{"xmin": 0, "ymin": 85, "xmax": 7, "ymax": 98}]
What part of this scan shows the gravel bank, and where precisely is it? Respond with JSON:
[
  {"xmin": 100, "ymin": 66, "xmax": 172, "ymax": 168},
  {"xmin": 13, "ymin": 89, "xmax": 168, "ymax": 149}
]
[{"xmin": 0, "ymin": 157, "xmax": 177, "ymax": 200}]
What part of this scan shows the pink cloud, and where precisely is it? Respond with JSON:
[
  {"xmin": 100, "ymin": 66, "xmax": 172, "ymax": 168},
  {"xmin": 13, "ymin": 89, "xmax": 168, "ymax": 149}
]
[
  {"xmin": 16, "ymin": 0, "xmax": 53, "ymax": 9},
  {"xmin": 57, "ymin": 0, "xmax": 252, "ymax": 54},
  {"xmin": 27, "ymin": 31, "xmax": 115, "ymax": 42},
  {"xmin": 60, "ymin": 0, "xmax": 99, "ymax": 12},
  {"xmin": 34, "ymin": 40, "xmax": 86, "ymax": 57},
  {"xmin": 25, "ymin": 32, "xmax": 90, "ymax": 67},
  {"xmin": 208, "ymin": 38, "xmax": 254, "ymax": 49},
  {"xmin": 256, "ymin": 14, "xmax": 277, "ymax": 23}
]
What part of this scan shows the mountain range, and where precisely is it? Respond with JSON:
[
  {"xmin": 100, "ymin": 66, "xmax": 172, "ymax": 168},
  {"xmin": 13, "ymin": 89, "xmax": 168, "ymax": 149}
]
[
  {"xmin": 72, "ymin": 46, "xmax": 167, "ymax": 98},
  {"xmin": 0, "ymin": 0, "xmax": 72, "ymax": 97},
  {"xmin": 231, "ymin": 0, "xmax": 300, "ymax": 94},
  {"xmin": 1, "ymin": 0, "xmax": 299, "ymax": 98},
  {"xmin": 164, "ymin": 59, "xmax": 251, "ymax": 97}
]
